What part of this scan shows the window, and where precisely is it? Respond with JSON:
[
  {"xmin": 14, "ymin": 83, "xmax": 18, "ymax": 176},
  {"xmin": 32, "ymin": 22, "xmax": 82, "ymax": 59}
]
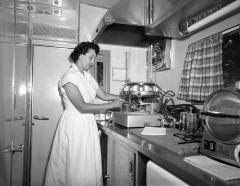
[{"xmin": 222, "ymin": 26, "xmax": 240, "ymax": 88}]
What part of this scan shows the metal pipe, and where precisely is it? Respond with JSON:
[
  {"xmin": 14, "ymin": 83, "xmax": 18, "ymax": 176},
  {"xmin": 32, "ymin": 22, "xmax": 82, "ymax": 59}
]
[
  {"xmin": 9, "ymin": 1, "xmax": 17, "ymax": 184},
  {"xmin": 22, "ymin": 0, "xmax": 33, "ymax": 185}
]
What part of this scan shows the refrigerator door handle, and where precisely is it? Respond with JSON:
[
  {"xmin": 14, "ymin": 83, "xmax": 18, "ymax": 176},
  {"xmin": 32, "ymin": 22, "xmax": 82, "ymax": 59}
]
[{"xmin": 33, "ymin": 115, "xmax": 49, "ymax": 120}]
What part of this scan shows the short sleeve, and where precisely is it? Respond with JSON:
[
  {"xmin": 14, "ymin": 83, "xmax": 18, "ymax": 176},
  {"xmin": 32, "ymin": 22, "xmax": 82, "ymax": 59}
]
[{"xmin": 60, "ymin": 72, "xmax": 79, "ymax": 87}]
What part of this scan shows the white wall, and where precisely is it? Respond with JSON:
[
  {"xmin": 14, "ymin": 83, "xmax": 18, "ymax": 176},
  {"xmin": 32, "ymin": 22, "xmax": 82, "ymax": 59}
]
[
  {"xmin": 100, "ymin": 44, "xmax": 148, "ymax": 94},
  {"xmin": 154, "ymin": 12, "xmax": 240, "ymax": 104},
  {"xmin": 128, "ymin": 47, "xmax": 148, "ymax": 82}
]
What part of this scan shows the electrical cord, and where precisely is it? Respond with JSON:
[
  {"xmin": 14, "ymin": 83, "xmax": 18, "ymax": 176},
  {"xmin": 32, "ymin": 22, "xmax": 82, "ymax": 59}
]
[
  {"xmin": 157, "ymin": 88, "xmax": 176, "ymax": 123},
  {"xmin": 157, "ymin": 87, "xmax": 200, "ymax": 124},
  {"xmin": 169, "ymin": 104, "xmax": 200, "ymax": 120}
]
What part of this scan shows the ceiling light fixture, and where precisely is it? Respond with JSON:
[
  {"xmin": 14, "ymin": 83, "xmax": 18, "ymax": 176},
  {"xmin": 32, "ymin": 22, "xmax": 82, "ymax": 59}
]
[{"xmin": 187, "ymin": 0, "xmax": 240, "ymax": 33}]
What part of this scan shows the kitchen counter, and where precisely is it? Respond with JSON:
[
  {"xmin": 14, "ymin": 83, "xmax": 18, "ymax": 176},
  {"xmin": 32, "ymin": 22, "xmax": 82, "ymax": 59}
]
[{"xmin": 98, "ymin": 122, "xmax": 240, "ymax": 186}]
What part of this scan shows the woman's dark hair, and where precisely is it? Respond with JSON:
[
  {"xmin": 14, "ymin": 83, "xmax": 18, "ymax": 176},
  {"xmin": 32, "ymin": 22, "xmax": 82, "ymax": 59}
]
[{"xmin": 69, "ymin": 42, "xmax": 100, "ymax": 63}]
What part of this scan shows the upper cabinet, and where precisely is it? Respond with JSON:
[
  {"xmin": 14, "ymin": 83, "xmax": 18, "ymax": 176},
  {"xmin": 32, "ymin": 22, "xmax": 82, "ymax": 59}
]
[
  {"xmin": 148, "ymin": 0, "xmax": 191, "ymax": 26},
  {"xmin": 146, "ymin": 0, "xmax": 240, "ymax": 38},
  {"xmin": 146, "ymin": 0, "xmax": 215, "ymax": 38}
]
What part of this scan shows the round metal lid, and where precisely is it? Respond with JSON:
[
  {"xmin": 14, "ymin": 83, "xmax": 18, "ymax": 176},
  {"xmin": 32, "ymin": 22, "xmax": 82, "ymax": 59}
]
[
  {"xmin": 126, "ymin": 82, "xmax": 156, "ymax": 86},
  {"xmin": 122, "ymin": 82, "xmax": 160, "ymax": 96},
  {"xmin": 202, "ymin": 88, "xmax": 240, "ymax": 142}
]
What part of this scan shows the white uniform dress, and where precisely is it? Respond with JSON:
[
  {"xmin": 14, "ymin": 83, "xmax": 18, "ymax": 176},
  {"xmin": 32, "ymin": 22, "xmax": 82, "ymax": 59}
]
[{"xmin": 45, "ymin": 64, "xmax": 102, "ymax": 186}]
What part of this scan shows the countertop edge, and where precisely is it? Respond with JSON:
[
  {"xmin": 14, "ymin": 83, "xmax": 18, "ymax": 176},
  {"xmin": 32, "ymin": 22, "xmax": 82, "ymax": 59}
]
[{"xmin": 98, "ymin": 122, "xmax": 240, "ymax": 186}]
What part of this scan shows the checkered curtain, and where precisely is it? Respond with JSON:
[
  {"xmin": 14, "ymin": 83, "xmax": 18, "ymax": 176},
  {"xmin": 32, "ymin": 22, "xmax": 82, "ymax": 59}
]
[{"xmin": 177, "ymin": 33, "xmax": 224, "ymax": 102}]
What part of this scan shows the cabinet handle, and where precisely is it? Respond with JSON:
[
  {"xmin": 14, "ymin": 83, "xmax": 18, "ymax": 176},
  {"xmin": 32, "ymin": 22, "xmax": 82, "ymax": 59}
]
[
  {"xmin": 129, "ymin": 161, "xmax": 133, "ymax": 177},
  {"xmin": 104, "ymin": 174, "xmax": 110, "ymax": 179},
  {"xmin": 33, "ymin": 115, "xmax": 49, "ymax": 120},
  {"xmin": 5, "ymin": 116, "xmax": 24, "ymax": 121}
]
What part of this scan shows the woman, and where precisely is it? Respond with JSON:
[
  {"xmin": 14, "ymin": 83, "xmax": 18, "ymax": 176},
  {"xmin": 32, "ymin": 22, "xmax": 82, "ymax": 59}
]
[{"xmin": 44, "ymin": 42, "xmax": 123, "ymax": 186}]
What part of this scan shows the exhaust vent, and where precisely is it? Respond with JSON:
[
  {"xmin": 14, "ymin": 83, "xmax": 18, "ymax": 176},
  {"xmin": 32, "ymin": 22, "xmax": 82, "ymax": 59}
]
[
  {"xmin": 32, "ymin": 24, "xmax": 77, "ymax": 41},
  {"xmin": 0, "ymin": 21, "xmax": 28, "ymax": 37},
  {"xmin": 0, "ymin": 0, "xmax": 79, "ymax": 43}
]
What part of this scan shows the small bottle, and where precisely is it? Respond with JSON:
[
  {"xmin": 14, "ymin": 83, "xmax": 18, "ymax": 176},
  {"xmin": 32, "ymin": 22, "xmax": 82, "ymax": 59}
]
[
  {"xmin": 187, "ymin": 112, "xmax": 197, "ymax": 134},
  {"xmin": 179, "ymin": 112, "xmax": 187, "ymax": 131}
]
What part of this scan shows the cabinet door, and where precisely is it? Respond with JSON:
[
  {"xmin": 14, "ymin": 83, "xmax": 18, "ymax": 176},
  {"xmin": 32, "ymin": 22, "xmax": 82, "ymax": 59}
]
[
  {"xmin": 107, "ymin": 138, "xmax": 135, "ymax": 186},
  {"xmin": 147, "ymin": 161, "xmax": 189, "ymax": 186},
  {"xmin": 0, "ymin": 43, "xmax": 27, "ymax": 186},
  {"xmin": 31, "ymin": 45, "xmax": 72, "ymax": 186}
]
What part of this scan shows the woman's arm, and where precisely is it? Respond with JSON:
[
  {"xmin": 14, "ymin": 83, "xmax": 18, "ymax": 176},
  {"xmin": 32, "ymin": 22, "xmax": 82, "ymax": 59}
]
[
  {"xmin": 96, "ymin": 86, "xmax": 120, "ymax": 101},
  {"xmin": 63, "ymin": 83, "xmax": 122, "ymax": 113}
]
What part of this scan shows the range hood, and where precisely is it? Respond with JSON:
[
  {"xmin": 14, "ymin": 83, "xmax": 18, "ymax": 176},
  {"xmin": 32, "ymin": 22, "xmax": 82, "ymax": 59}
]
[
  {"xmin": 92, "ymin": 0, "xmax": 240, "ymax": 46},
  {"xmin": 91, "ymin": 0, "xmax": 165, "ymax": 47}
]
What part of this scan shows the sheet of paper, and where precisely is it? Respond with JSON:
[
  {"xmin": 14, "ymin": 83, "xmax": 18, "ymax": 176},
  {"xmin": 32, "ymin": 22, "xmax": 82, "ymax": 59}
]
[
  {"xmin": 141, "ymin": 127, "xmax": 166, "ymax": 136},
  {"xmin": 184, "ymin": 155, "xmax": 240, "ymax": 181}
]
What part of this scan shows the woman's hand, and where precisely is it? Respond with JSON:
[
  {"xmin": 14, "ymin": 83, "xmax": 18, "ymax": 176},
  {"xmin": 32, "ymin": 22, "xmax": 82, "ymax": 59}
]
[
  {"xmin": 113, "ymin": 97, "xmax": 125, "ymax": 102},
  {"xmin": 110, "ymin": 99, "xmax": 125, "ymax": 109}
]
